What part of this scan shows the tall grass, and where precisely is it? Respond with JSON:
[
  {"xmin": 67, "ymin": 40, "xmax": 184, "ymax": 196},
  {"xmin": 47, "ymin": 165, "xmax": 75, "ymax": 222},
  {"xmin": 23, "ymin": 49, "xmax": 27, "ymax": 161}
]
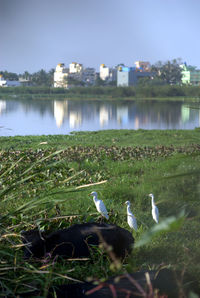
[
  {"xmin": 0, "ymin": 141, "xmax": 200, "ymax": 296},
  {"xmin": 0, "ymin": 149, "xmax": 110, "ymax": 296}
]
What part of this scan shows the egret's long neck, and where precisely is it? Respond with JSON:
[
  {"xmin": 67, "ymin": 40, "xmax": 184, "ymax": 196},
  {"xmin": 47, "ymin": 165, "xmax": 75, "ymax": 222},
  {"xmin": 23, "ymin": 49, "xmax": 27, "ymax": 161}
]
[
  {"xmin": 93, "ymin": 195, "xmax": 98, "ymax": 203},
  {"xmin": 127, "ymin": 205, "xmax": 131, "ymax": 214},
  {"xmin": 151, "ymin": 197, "xmax": 155, "ymax": 206}
]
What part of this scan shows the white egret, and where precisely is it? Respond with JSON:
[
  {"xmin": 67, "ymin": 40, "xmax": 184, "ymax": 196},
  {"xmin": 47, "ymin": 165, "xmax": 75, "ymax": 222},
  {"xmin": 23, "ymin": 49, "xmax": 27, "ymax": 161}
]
[
  {"xmin": 89, "ymin": 191, "xmax": 109, "ymax": 220},
  {"xmin": 125, "ymin": 201, "xmax": 137, "ymax": 231},
  {"xmin": 149, "ymin": 193, "xmax": 159, "ymax": 223}
]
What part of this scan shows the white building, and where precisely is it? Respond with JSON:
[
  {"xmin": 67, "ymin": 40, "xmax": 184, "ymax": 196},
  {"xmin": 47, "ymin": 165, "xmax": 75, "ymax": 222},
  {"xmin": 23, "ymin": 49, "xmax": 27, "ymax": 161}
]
[
  {"xmin": 54, "ymin": 63, "xmax": 69, "ymax": 88},
  {"xmin": 54, "ymin": 62, "xmax": 97, "ymax": 88},
  {"xmin": 100, "ymin": 64, "xmax": 109, "ymax": 80},
  {"xmin": 0, "ymin": 75, "xmax": 22, "ymax": 87},
  {"xmin": 99, "ymin": 64, "xmax": 117, "ymax": 82},
  {"xmin": 0, "ymin": 75, "xmax": 7, "ymax": 87},
  {"xmin": 69, "ymin": 62, "xmax": 83, "ymax": 74}
]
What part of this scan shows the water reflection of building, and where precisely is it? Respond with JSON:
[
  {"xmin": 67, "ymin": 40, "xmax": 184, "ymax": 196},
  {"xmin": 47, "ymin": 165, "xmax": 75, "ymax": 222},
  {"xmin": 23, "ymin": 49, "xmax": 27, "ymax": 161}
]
[
  {"xmin": 99, "ymin": 104, "xmax": 115, "ymax": 127},
  {"xmin": 134, "ymin": 116, "xmax": 140, "ymax": 129},
  {"xmin": 99, "ymin": 106, "xmax": 109, "ymax": 127},
  {"xmin": 116, "ymin": 106, "xmax": 128, "ymax": 125},
  {"xmin": 0, "ymin": 100, "xmax": 6, "ymax": 114},
  {"xmin": 181, "ymin": 105, "xmax": 190, "ymax": 123},
  {"xmin": 69, "ymin": 111, "xmax": 82, "ymax": 129},
  {"xmin": 1, "ymin": 98, "xmax": 200, "ymax": 135},
  {"xmin": 53, "ymin": 101, "xmax": 68, "ymax": 127}
]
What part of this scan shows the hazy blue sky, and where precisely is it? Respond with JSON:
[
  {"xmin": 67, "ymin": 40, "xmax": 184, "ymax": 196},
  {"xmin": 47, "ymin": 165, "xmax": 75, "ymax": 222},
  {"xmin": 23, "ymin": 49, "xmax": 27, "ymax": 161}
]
[{"xmin": 0, "ymin": 0, "xmax": 199, "ymax": 73}]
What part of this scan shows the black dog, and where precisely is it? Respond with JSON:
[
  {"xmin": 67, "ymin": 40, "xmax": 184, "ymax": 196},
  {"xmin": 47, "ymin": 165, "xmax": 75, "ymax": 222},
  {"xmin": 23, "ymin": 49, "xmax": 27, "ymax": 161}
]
[{"xmin": 21, "ymin": 223, "xmax": 134, "ymax": 260}]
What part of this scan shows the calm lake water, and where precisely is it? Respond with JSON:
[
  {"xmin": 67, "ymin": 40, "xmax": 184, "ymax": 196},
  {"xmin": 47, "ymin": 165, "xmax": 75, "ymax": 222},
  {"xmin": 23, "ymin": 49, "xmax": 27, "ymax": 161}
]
[{"xmin": 0, "ymin": 98, "xmax": 200, "ymax": 136}]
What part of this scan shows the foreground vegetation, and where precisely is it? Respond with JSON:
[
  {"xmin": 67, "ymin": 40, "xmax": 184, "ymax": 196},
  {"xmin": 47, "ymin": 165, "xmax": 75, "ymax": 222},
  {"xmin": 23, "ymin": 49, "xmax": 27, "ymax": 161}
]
[{"xmin": 0, "ymin": 130, "xmax": 200, "ymax": 296}]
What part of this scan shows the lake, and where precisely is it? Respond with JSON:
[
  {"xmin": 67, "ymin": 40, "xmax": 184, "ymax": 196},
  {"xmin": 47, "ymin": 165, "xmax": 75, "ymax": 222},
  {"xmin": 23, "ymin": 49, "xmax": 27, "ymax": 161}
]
[{"xmin": 0, "ymin": 98, "xmax": 200, "ymax": 136}]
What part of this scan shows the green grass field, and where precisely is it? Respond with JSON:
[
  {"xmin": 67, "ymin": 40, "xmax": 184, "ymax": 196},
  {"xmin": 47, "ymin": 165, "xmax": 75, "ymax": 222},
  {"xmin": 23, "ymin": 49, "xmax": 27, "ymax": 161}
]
[
  {"xmin": 0, "ymin": 130, "xmax": 200, "ymax": 296},
  {"xmin": 1, "ymin": 128, "xmax": 200, "ymax": 149}
]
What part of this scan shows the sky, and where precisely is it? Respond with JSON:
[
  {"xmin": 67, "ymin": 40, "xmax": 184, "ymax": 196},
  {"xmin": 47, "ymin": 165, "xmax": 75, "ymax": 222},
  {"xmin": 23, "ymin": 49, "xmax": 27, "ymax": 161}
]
[{"xmin": 0, "ymin": 0, "xmax": 200, "ymax": 74}]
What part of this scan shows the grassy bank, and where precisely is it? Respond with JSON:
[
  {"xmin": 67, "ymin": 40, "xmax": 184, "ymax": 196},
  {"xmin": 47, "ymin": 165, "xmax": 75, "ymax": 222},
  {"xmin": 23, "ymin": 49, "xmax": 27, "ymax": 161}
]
[
  {"xmin": 0, "ymin": 130, "xmax": 200, "ymax": 296},
  {"xmin": 0, "ymin": 129, "xmax": 200, "ymax": 150},
  {"xmin": 1, "ymin": 85, "xmax": 200, "ymax": 101},
  {"xmin": 2, "ymin": 93, "xmax": 200, "ymax": 104}
]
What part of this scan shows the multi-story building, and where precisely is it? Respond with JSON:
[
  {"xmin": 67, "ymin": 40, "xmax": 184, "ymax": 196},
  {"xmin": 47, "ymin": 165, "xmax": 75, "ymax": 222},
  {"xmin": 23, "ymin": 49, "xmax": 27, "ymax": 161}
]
[
  {"xmin": 180, "ymin": 63, "xmax": 200, "ymax": 85},
  {"xmin": 117, "ymin": 67, "xmax": 136, "ymax": 87},
  {"xmin": 54, "ymin": 62, "xmax": 96, "ymax": 87},
  {"xmin": 69, "ymin": 62, "xmax": 83, "ymax": 74},
  {"xmin": 135, "ymin": 61, "xmax": 151, "ymax": 72},
  {"xmin": 100, "ymin": 64, "xmax": 109, "ymax": 80},
  {"xmin": 54, "ymin": 61, "xmax": 153, "ymax": 88},
  {"xmin": 82, "ymin": 68, "xmax": 96, "ymax": 85},
  {"xmin": 0, "ymin": 74, "xmax": 22, "ymax": 87},
  {"xmin": 109, "ymin": 68, "xmax": 117, "ymax": 82},
  {"xmin": 54, "ymin": 63, "xmax": 69, "ymax": 88},
  {"xmin": 117, "ymin": 66, "xmax": 154, "ymax": 87},
  {"xmin": 100, "ymin": 64, "xmax": 117, "ymax": 82}
]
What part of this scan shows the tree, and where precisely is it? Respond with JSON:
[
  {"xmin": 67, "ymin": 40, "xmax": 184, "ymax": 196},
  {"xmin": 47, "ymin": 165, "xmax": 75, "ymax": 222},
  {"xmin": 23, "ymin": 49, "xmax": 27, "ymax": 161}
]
[
  {"xmin": 21, "ymin": 71, "xmax": 31, "ymax": 80},
  {"xmin": 31, "ymin": 69, "xmax": 53, "ymax": 86},
  {"xmin": 0, "ymin": 71, "xmax": 19, "ymax": 80},
  {"xmin": 116, "ymin": 63, "xmax": 125, "ymax": 68},
  {"xmin": 95, "ymin": 77, "xmax": 106, "ymax": 86},
  {"xmin": 107, "ymin": 80, "xmax": 117, "ymax": 86},
  {"xmin": 63, "ymin": 76, "xmax": 85, "ymax": 87},
  {"xmin": 137, "ymin": 77, "xmax": 165, "ymax": 86},
  {"xmin": 151, "ymin": 58, "xmax": 183, "ymax": 85}
]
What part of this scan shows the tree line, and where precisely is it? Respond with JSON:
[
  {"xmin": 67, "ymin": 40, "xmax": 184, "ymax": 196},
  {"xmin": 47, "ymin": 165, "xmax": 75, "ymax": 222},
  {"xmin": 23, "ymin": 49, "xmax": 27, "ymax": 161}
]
[{"xmin": 0, "ymin": 69, "xmax": 54, "ymax": 87}]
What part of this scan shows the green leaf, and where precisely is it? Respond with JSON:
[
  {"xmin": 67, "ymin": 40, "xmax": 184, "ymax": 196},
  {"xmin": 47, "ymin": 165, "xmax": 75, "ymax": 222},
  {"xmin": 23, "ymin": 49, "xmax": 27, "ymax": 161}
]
[{"xmin": 135, "ymin": 212, "xmax": 185, "ymax": 248}]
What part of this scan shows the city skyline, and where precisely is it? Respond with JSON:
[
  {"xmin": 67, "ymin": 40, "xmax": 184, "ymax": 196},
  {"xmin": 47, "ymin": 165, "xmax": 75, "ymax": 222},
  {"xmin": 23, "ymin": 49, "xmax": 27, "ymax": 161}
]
[{"xmin": 1, "ymin": 0, "xmax": 200, "ymax": 73}]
